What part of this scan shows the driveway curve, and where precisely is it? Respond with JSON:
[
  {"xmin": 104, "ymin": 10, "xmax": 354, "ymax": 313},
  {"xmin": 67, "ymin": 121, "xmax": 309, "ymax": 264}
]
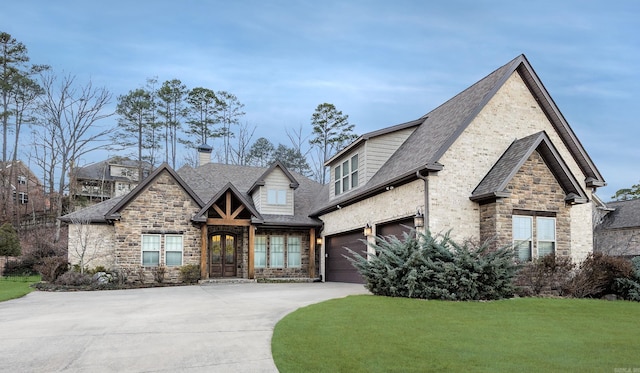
[{"xmin": 0, "ymin": 282, "xmax": 369, "ymax": 372}]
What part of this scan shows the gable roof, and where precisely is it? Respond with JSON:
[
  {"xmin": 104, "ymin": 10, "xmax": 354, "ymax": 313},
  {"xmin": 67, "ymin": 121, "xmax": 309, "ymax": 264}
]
[
  {"xmin": 470, "ymin": 131, "xmax": 588, "ymax": 203},
  {"xmin": 598, "ymin": 198, "xmax": 640, "ymax": 230},
  {"xmin": 192, "ymin": 182, "xmax": 262, "ymax": 223},
  {"xmin": 247, "ymin": 160, "xmax": 299, "ymax": 194},
  {"xmin": 105, "ymin": 163, "xmax": 203, "ymax": 220},
  {"xmin": 74, "ymin": 157, "xmax": 152, "ymax": 181},
  {"xmin": 312, "ymin": 54, "xmax": 605, "ymax": 215}
]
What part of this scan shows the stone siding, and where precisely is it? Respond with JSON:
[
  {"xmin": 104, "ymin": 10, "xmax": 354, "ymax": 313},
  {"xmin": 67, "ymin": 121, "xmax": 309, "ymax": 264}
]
[
  {"xmin": 113, "ymin": 170, "xmax": 202, "ymax": 283},
  {"xmin": 479, "ymin": 150, "xmax": 571, "ymax": 258},
  {"xmin": 429, "ymin": 71, "xmax": 594, "ymax": 259},
  {"xmin": 67, "ymin": 223, "xmax": 116, "ymax": 270}
]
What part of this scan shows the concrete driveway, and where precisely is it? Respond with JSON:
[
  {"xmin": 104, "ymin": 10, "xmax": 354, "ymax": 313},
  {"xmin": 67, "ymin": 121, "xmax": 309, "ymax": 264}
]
[{"xmin": 0, "ymin": 282, "xmax": 369, "ymax": 372}]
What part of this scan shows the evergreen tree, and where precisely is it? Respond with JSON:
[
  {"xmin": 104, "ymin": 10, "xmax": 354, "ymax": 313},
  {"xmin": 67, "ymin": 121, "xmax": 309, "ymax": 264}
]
[
  {"xmin": 0, "ymin": 222, "xmax": 20, "ymax": 257},
  {"xmin": 246, "ymin": 137, "xmax": 275, "ymax": 167}
]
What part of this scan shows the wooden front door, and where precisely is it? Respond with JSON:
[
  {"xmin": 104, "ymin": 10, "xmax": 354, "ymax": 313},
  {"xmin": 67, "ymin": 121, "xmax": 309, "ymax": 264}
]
[{"xmin": 210, "ymin": 234, "xmax": 237, "ymax": 277}]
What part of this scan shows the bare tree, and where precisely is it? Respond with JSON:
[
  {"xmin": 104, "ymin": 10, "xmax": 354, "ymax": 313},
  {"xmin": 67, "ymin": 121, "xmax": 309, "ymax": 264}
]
[
  {"xmin": 230, "ymin": 122, "xmax": 256, "ymax": 165},
  {"xmin": 68, "ymin": 216, "xmax": 113, "ymax": 273},
  {"xmin": 36, "ymin": 71, "xmax": 114, "ymax": 241}
]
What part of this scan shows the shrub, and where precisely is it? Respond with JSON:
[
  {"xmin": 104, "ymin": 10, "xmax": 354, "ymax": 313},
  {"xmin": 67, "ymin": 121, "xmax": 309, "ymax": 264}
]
[
  {"xmin": 153, "ymin": 265, "xmax": 166, "ymax": 283},
  {"xmin": 614, "ymin": 257, "xmax": 640, "ymax": 301},
  {"xmin": 34, "ymin": 256, "xmax": 68, "ymax": 282},
  {"xmin": 3, "ymin": 244, "xmax": 62, "ymax": 276},
  {"xmin": 55, "ymin": 271, "xmax": 93, "ymax": 286},
  {"xmin": 346, "ymin": 230, "xmax": 517, "ymax": 301},
  {"xmin": 514, "ymin": 254, "xmax": 575, "ymax": 296},
  {"xmin": 565, "ymin": 253, "xmax": 634, "ymax": 299},
  {"xmin": 179, "ymin": 264, "xmax": 201, "ymax": 284}
]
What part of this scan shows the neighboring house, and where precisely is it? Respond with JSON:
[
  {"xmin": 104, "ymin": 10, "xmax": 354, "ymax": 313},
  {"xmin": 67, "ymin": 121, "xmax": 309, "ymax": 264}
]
[
  {"xmin": 61, "ymin": 54, "xmax": 606, "ymax": 284},
  {"xmin": 71, "ymin": 157, "xmax": 152, "ymax": 202},
  {"xmin": 0, "ymin": 160, "xmax": 50, "ymax": 222},
  {"xmin": 594, "ymin": 198, "xmax": 640, "ymax": 258}
]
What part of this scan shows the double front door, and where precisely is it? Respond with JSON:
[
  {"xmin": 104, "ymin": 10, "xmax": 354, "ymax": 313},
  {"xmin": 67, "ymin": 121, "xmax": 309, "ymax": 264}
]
[{"xmin": 210, "ymin": 234, "xmax": 236, "ymax": 277}]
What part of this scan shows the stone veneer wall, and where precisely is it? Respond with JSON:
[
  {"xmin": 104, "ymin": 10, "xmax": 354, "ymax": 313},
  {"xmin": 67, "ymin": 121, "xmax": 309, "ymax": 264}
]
[
  {"xmin": 67, "ymin": 223, "xmax": 116, "ymax": 270},
  {"xmin": 479, "ymin": 151, "xmax": 571, "ymax": 257},
  {"xmin": 253, "ymin": 229, "xmax": 313, "ymax": 278},
  {"xmin": 113, "ymin": 170, "xmax": 202, "ymax": 283},
  {"xmin": 428, "ymin": 71, "xmax": 594, "ymax": 259}
]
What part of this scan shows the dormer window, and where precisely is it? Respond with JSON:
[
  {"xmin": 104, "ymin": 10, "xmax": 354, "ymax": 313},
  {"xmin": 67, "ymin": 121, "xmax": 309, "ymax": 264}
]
[
  {"xmin": 267, "ymin": 189, "xmax": 287, "ymax": 205},
  {"xmin": 334, "ymin": 154, "xmax": 359, "ymax": 196}
]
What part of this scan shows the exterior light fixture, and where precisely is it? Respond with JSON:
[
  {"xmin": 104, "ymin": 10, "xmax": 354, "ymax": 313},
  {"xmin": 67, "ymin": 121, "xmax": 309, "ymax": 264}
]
[
  {"xmin": 414, "ymin": 209, "xmax": 424, "ymax": 229},
  {"xmin": 316, "ymin": 237, "xmax": 323, "ymax": 245},
  {"xmin": 363, "ymin": 223, "xmax": 373, "ymax": 237}
]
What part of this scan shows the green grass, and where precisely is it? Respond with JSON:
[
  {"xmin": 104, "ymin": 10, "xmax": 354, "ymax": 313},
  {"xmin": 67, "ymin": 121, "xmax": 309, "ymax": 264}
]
[
  {"xmin": 273, "ymin": 295, "xmax": 640, "ymax": 372},
  {"xmin": 0, "ymin": 275, "xmax": 40, "ymax": 302}
]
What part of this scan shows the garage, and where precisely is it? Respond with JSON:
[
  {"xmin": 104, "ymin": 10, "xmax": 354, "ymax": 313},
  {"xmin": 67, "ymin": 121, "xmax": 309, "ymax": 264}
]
[
  {"xmin": 325, "ymin": 230, "xmax": 367, "ymax": 283},
  {"xmin": 377, "ymin": 218, "xmax": 415, "ymax": 239},
  {"xmin": 324, "ymin": 218, "xmax": 415, "ymax": 284}
]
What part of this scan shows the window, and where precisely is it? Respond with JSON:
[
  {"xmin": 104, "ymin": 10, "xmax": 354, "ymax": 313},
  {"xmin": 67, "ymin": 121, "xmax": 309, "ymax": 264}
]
[
  {"xmin": 267, "ymin": 189, "xmax": 287, "ymax": 205},
  {"xmin": 537, "ymin": 217, "xmax": 556, "ymax": 257},
  {"xmin": 270, "ymin": 236, "xmax": 285, "ymax": 268},
  {"xmin": 287, "ymin": 236, "xmax": 301, "ymax": 268},
  {"xmin": 17, "ymin": 175, "xmax": 27, "ymax": 185},
  {"xmin": 165, "ymin": 235, "xmax": 183, "ymax": 266},
  {"xmin": 255, "ymin": 236, "xmax": 267, "ymax": 268},
  {"xmin": 350, "ymin": 154, "xmax": 359, "ymax": 189},
  {"xmin": 334, "ymin": 153, "xmax": 359, "ymax": 195},
  {"xmin": 13, "ymin": 191, "xmax": 28, "ymax": 204},
  {"xmin": 142, "ymin": 234, "xmax": 161, "ymax": 266},
  {"xmin": 513, "ymin": 216, "xmax": 532, "ymax": 261}
]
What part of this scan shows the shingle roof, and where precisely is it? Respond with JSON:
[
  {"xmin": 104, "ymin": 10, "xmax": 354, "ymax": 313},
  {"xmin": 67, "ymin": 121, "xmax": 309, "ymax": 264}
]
[
  {"xmin": 74, "ymin": 157, "xmax": 151, "ymax": 181},
  {"xmin": 470, "ymin": 131, "xmax": 588, "ymax": 203},
  {"xmin": 61, "ymin": 162, "xmax": 324, "ymax": 227},
  {"xmin": 599, "ymin": 198, "xmax": 640, "ymax": 229},
  {"xmin": 312, "ymin": 54, "xmax": 605, "ymax": 215}
]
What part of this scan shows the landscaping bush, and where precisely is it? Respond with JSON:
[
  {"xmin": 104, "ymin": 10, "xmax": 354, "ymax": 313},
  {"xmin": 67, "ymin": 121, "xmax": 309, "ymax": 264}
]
[
  {"xmin": 3, "ymin": 244, "xmax": 63, "ymax": 276},
  {"xmin": 514, "ymin": 254, "xmax": 575, "ymax": 296},
  {"xmin": 55, "ymin": 271, "xmax": 93, "ymax": 286},
  {"xmin": 179, "ymin": 264, "xmax": 201, "ymax": 284},
  {"xmin": 346, "ymin": 230, "xmax": 517, "ymax": 300},
  {"xmin": 613, "ymin": 256, "xmax": 640, "ymax": 301},
  {"xmin": 565, "ymin": 252, "xmax": 634, "ymax": 299},
  {"xmin": 34, "ymin": 256, "xmax": 69, "ymax": 282}
]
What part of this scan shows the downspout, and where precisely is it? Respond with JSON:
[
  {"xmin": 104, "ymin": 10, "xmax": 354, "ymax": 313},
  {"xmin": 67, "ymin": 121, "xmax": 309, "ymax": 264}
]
[{"xmin": 416, "ymin": 170, "xmax": 429, "ymax": 231}]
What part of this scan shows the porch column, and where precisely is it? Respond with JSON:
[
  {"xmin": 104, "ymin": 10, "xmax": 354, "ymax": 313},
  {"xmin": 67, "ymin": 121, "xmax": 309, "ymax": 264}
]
[
  {"xmin": 200, "ymin": 224, "xmax": 208, "ymax": 279},
  {"xmin": 309, "ymin": 228, "xmax": 316, "ymax": 279},
  {"xmin": 248, "ymin": 225, "xmax": 255, "ymax": 279}
]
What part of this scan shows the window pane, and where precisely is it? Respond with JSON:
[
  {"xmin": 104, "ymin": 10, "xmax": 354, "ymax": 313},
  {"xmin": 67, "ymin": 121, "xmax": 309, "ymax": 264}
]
[
  {"xmin": 166, "ymin": 251, "xmax": 182, "ymax": 266},
  {"xmin": 537, "ymin": 218, "xmax": 556, "ymax": 241},
  {"xmin": 513, "ymin": 216, "xmax": 532, "ymax": 240},
  {"xmin": 277, "ymin": 190, "xmax": 286, "ymax": 204},
  {"xmin": 270, "ymin": 236, "xmax": 284, "ymax": 268},
  {"xmin": 351, "ymin": 154, "xmax": 358, "ymax": 170},
  {"xmin": 142, "ymin": 235, "xmax": 161, "ymax": 250},
  {"xmin": 515, "ymin": 241, "xmax": 531, "ymax": 261},
  {"xmin": 287, "ymin": 236, "xmax": 301, "ymax": 268},
  {"xmin": 255, "ymin": 236, "xmax": 266, "ymax": 268},
  {"xmin": 342, "ymin": 177, "xmax": 350, "ymax": 192},
  {"xmin": 538, "ymin": 242, "xmax": 555, "ymax": 257},
  {"xmin": 351, "ymin": 170, "xmax": 358, "ymax": 188},
  {"xmin": 165, "ymin": 235, "xmax": 183, "ymax": 251},
  {"xmin": 142, "ymin": 251, "xmax": 159, "ymax": 266},
  {"xmin": 342, "ymin": 161, "xmax": 349, "ymax": 176},
  {"xmin": 334, "ymin": 165, "xmax": 341, "ymax": 180}
]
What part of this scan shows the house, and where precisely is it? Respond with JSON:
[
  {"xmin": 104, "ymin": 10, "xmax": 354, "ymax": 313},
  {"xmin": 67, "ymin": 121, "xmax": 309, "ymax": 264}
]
[
  {"xmin": 70, "ymin": 157, "xmax": 152, "ymax": 202},
  {"xmin": 61, "ymin": 54, "xmax": 605, "ymax": 284},
  {"xmin": 0, "ymin": 160, "xmax": 50, "ymax": 223},
  {"xmin": 594, "ymin": 198, "xmax": 640, "ymax": 258}
]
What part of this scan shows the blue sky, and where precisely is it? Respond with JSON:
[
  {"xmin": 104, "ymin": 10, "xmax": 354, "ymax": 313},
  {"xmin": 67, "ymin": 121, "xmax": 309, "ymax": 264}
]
[{"xmin": 2, "ymin": 0, "xmax": 639, "ymax": 200}]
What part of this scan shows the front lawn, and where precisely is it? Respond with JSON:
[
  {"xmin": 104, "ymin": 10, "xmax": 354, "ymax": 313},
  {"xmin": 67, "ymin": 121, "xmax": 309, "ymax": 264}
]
[
  {"xmin": 0, "ymin": 275, "xmax": 40, "ymax": 302},
  {"xmin": 272, "ymin": 295, "xmax": 640, "ymax": 372}
]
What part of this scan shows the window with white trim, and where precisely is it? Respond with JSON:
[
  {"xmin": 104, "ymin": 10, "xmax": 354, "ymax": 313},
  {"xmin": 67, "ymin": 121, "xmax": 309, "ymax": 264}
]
[
  {"xmin": 513, "ymin": 216, "xmax": 532, "ymax": 261},
  {"xmin": 255, "ymin": 235, "xmax": 267, "ymax": 268},
  {"xmin": 142, "ymin": 234, "xmax": 161, "ymax": 266},
  {"xmin": 270, "ymin": 236, "xmax": 285, "ymax": 268},
  {"xmin": 536, "ymin": 217, "xmax": 556, "ymax": 258},
  {"xmin": 334, "ymin": 154, "xmax": 359, "ymax": 196},
  {"xmin": 13, "ymin": 191, "xmax": 28, "ymax": 204},
  {"xmin": 165, "ymin": 235, "xmax": 183, "ymax": 266},
  {"xmin": 17, "ymin": 175, "xmax": 27, "ymax": 185},
  {"xmin": 287, "ymin": 236, "xmax": 301, "ymax": 268},
  {"xmin": 267, "ymin": 189, "xmax": 287, "ymax": 205}
]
